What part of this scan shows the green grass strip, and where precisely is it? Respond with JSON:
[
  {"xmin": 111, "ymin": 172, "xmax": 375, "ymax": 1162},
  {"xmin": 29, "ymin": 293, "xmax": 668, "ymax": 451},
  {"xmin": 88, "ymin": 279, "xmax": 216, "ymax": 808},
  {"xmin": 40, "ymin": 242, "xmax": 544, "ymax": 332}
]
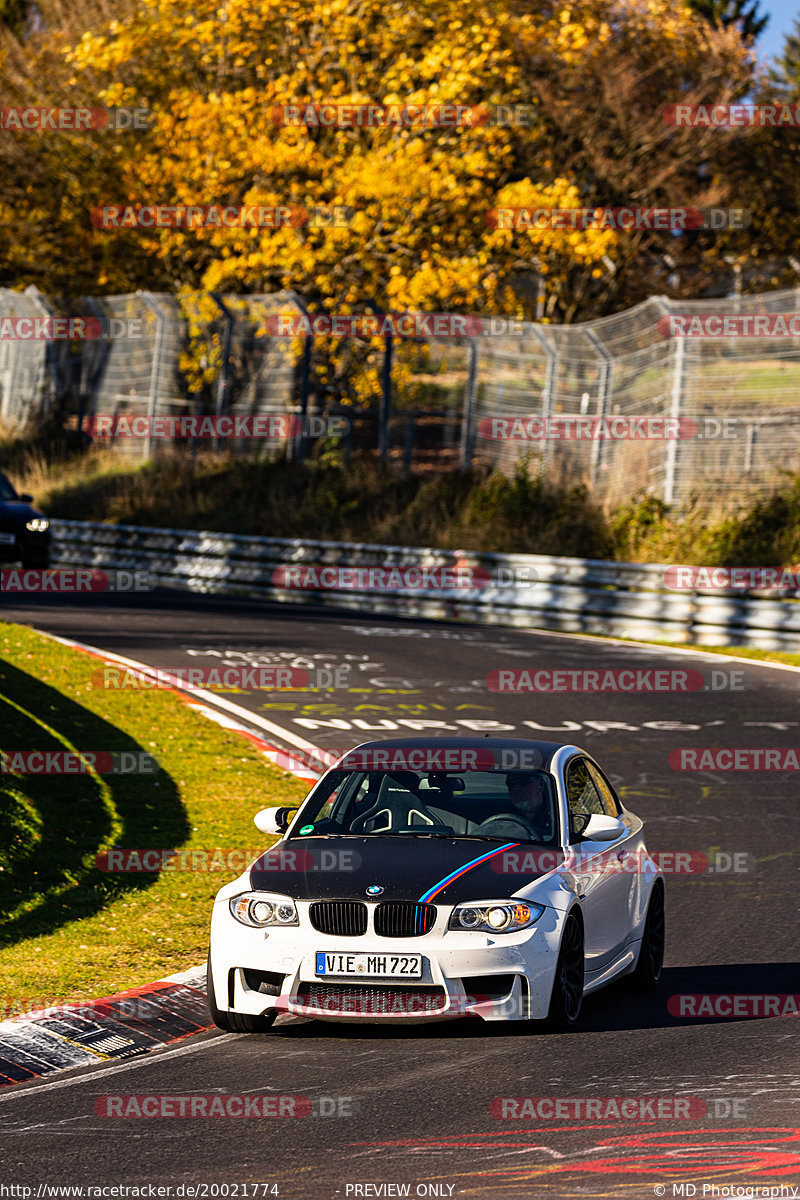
[{"xmin": 0, "ymin": 621, "xmax": 306, "ymax": 1013}]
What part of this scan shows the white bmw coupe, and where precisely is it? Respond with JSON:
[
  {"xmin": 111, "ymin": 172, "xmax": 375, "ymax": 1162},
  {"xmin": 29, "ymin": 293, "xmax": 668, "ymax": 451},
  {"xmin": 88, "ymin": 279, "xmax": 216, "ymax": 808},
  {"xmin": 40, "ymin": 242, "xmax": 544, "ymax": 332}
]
[{"xmin": 207, "ymin": 737, "xmax": 665, "ymax": 1032}]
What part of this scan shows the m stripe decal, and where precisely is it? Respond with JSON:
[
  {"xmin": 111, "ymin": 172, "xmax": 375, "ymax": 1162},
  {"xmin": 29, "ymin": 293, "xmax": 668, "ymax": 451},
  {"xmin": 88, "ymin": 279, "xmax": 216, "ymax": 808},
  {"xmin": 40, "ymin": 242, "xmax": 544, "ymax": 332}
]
[{"xmin": 418, "ymin": 844, "xmax": 518, "ymax": 903}]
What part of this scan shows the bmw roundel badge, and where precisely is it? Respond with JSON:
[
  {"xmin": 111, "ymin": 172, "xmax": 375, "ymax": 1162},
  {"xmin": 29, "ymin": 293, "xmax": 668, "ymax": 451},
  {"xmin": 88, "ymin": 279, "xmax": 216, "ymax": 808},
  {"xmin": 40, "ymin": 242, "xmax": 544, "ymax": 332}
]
[{"xmin": 366, "ymin": 885, "xmax": 384, "ymax": 896}]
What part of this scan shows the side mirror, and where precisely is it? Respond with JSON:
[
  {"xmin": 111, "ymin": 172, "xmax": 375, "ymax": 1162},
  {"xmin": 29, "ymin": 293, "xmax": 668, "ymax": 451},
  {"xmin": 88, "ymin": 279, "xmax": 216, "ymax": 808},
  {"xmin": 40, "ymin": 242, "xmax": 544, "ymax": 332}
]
[
  {"xmin": 581, "ymin": 814, "xmax": 626, "ymax": 842},
  {"xmin": 19, "ymin": 494, "xmax": 33, "ymax": 503},
  {"xmin": 254, "ymin": 806, "xmax": 298, "ymax": 835}
]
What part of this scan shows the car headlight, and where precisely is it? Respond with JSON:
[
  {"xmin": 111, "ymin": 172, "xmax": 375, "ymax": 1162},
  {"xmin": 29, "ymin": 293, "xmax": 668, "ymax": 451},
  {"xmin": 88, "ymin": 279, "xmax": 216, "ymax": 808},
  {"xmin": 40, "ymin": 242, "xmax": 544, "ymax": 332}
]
[
  {"xmin": 448, "ymin": 901, "xmax": 545, "ymax": 933},
  {"xmin": 25, "ymin": 518, "xmax": 49, "ymax": 532},
  {"xmin": 229, "ymin": 892, "xmax": 298, "ymax": 928}
]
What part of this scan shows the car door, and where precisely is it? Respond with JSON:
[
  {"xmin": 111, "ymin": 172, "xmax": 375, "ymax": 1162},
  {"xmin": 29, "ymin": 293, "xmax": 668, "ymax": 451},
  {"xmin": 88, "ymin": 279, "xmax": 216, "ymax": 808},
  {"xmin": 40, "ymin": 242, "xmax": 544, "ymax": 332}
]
[{"xmin": 564, "ymin": 756, "xmax": 635, "ymax": 972}]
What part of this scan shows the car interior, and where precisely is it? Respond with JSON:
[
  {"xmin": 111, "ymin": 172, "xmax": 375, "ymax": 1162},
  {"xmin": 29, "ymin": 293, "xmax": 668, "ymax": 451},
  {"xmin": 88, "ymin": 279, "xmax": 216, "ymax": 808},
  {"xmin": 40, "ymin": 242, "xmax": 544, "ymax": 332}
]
[{"xmin": 300, "ymin": 769, "xmax": 558, "ymax": 844}]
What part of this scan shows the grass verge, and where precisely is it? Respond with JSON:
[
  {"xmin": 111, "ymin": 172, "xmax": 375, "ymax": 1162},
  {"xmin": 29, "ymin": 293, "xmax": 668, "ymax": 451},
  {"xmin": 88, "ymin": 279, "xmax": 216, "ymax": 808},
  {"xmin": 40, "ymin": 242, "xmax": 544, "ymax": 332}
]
[
  {"xmin": 0, "ymin": 621, "xmax": 306, "ymax": 1012},
  {"xmin": 652, "ymin": 642, "xmax": 800, "ymax": 670}
]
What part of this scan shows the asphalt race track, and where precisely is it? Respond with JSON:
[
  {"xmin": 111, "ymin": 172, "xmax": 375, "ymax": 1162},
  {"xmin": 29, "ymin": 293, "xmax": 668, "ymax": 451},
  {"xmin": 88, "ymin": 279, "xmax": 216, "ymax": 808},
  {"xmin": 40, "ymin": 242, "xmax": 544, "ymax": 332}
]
[{"xmin": 1, "ymin": 590, "xmax": 799, "ymax": 1198}]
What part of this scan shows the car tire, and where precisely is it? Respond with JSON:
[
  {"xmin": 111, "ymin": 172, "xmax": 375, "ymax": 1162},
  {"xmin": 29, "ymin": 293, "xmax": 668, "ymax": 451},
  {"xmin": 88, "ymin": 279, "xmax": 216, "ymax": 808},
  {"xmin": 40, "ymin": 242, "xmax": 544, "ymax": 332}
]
[
  {"xmin": 630, "ymin": 881, "xmax": 665, "ymax": 990},
  {"xmin": 206, "ymin": 955, "xmax": 276, "ymax": 1033},
  {"xmin": 545, "ymin": 913, "xmax": 584, "ymax": 1030}
]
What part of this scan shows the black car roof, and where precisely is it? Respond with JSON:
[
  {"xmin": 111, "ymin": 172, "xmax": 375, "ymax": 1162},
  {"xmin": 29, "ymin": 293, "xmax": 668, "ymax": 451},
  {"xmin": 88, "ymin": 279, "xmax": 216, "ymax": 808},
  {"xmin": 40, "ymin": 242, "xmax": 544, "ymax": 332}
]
[{"xmin": 342, "ymin": 735, "xmax": 568, "ymax": 769}]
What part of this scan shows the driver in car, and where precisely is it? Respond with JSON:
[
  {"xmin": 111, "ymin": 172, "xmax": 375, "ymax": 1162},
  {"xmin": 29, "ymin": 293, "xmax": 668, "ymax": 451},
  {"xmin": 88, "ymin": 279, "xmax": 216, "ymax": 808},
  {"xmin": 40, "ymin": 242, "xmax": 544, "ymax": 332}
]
[{"xmin": 505, "ymin": 772, "xmax": 551, "ymax": 837}]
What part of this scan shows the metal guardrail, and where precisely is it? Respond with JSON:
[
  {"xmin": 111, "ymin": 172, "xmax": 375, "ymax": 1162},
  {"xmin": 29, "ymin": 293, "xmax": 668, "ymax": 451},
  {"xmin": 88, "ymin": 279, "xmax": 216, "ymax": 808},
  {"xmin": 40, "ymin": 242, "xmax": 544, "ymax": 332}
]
[{"xmin": 45, "ymin": 519, "xmax": 800, "ymax": 652}]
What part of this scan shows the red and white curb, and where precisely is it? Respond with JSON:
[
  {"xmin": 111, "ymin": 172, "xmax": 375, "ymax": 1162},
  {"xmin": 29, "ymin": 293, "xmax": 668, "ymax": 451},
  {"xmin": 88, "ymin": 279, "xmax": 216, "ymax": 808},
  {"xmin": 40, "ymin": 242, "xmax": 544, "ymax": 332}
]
[
  {"xmin": 0, "ymin": 966, "xmax": 209, "ymax": 1086},
  {"xmin": 0, "ymin": 633, "xmax": 333, "ymax": 1087}
]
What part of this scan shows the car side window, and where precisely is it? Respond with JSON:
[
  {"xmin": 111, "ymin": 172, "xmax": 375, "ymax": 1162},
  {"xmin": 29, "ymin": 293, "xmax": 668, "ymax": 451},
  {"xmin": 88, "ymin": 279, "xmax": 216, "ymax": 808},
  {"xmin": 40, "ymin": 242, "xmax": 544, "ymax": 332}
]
[
  {"xmin": 566, "ymin": 757, "xmax": 605, "ymax": 838},
  {"xmin": 317, "ymin": 773, "xmax": 364, "ymax": 823},
  {"xmin": 586, "ymin": 762, "xmax": 620, "ymax": 818}
]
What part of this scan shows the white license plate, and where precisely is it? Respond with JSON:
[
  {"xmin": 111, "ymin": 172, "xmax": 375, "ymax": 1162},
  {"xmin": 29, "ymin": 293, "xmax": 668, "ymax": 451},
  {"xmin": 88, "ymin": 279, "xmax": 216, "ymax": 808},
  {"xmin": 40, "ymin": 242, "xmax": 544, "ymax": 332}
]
[
  {"xmin": 0, "ymin": 533, "xmax": 15, "ymax": 545},
  {"xmin": 315, "ymin": 952, "xmax": 422, "ymax": 979}
]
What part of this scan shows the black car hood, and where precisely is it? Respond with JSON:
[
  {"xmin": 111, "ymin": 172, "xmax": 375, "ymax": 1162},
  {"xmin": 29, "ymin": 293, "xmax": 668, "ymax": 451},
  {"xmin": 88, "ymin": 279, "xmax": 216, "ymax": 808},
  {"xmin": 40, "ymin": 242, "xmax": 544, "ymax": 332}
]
[
  {"xmin": 249, "ymin": 836, "xmax": 564, "ymax": 903},
  {"xmin": 0, "ymin": 500, "xmax": 42, "ymax": 523}
]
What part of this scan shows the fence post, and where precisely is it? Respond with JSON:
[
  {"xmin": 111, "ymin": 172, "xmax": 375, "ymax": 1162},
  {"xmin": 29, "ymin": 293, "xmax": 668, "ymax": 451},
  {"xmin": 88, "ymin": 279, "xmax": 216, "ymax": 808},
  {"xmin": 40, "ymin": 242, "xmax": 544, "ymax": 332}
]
[
  {"xmin": 744, "ymin": 423, "xmax": 756, "ymax": 473},
  {"xmin": 139, "ymin": 291, "xmax": 166, "ymax": 460},
  {"xmin": 0, "ymin": 290, "xmax": 15, "ymax": 427},
  {"xmin": 528, "ymin": 325, "xmax": 558, "ymax": 471},
  {"xmin": 279, "ymin": 291, "xmax": 314, "ymax": 462},
  {"xmin": 403, "ymin": 414, "xmax": 415, "ymax": 475},
  {"xmin": 664, "ymin": 333, "xmax": 686, "ymax": 506},
  {"xmin": 360, "ymin": 300, "xmax": 393, "ymax": 465},
  {"xmin": 82, "ymin": 296, "xmax": 111, "ymax": 436},
  {"xmin": 210, "ymin": 294, "xmax": 234, "ymax": 452},
  {"xmin": 379, "ymin": 332, "xmax": 393, "ymax": 465},
  {"xmin": 584, "ymin": 329, "xmax": 612, "ymax": 484},
  {"xmin": 460, "ymin": 338, "xmax": 479, "ymax": 470},
  {"xmin": 295, "ymin": 334, "xmax": 313, "ymax": 462},
  {"xmin": 24, "ymin": 286, "xmax": 59, "ymax": 419}
]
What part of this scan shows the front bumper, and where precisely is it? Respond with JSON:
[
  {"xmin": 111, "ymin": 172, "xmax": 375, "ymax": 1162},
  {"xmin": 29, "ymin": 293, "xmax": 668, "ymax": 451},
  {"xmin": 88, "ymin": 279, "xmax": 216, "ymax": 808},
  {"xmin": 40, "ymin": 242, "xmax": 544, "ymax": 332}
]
[
  {"xmin": 0, "ymin": 530, "xmax": 51, "ymax": 565},
  {"xmin": 210, "ymin": 898, "xmax": 566, "ymax": 1024}
]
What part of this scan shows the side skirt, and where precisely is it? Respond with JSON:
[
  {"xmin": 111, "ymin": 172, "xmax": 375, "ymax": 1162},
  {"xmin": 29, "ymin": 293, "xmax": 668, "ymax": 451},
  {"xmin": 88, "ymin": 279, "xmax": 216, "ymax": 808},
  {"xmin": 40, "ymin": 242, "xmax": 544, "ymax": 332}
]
[{"xmin": 582, "ymin": 947, "xmax": 636, "ymax": 995}]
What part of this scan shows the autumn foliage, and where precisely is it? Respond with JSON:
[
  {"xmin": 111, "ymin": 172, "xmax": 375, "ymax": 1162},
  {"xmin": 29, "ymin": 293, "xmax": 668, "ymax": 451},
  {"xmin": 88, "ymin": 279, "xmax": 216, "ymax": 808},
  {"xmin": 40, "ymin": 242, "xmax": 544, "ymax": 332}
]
[{"xmin": 0, "ymin": 0, "xmax": 760, "ymax": 329}]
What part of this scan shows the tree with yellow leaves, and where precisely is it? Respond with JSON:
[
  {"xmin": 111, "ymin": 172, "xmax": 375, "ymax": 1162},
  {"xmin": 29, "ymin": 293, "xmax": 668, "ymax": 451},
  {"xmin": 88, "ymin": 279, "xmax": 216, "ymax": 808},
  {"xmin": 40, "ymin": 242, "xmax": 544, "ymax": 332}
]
[{"xmin": 0, "ymin": 0, "xmax": 752, "ymax": 343}]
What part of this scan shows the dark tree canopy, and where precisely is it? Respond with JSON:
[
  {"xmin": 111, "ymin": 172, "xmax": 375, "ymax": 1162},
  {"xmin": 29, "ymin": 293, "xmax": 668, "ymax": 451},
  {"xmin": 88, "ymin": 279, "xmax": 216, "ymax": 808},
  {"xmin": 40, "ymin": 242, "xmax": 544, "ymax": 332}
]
[{"xmin": 688, "ymin": 0, "xmax": 768, "ymax": 40}]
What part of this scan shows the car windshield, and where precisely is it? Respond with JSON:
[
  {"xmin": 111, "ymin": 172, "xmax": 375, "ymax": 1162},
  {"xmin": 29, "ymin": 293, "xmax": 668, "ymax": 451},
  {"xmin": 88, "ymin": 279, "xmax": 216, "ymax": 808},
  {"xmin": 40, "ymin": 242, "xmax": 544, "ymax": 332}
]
[
  {"xmin": 288, "ymin": 769, "xmax": 559, "ymax": 844},
  {"xmin": 0, "ymin": 475, "xmax": 18, "ymax": 502}
]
